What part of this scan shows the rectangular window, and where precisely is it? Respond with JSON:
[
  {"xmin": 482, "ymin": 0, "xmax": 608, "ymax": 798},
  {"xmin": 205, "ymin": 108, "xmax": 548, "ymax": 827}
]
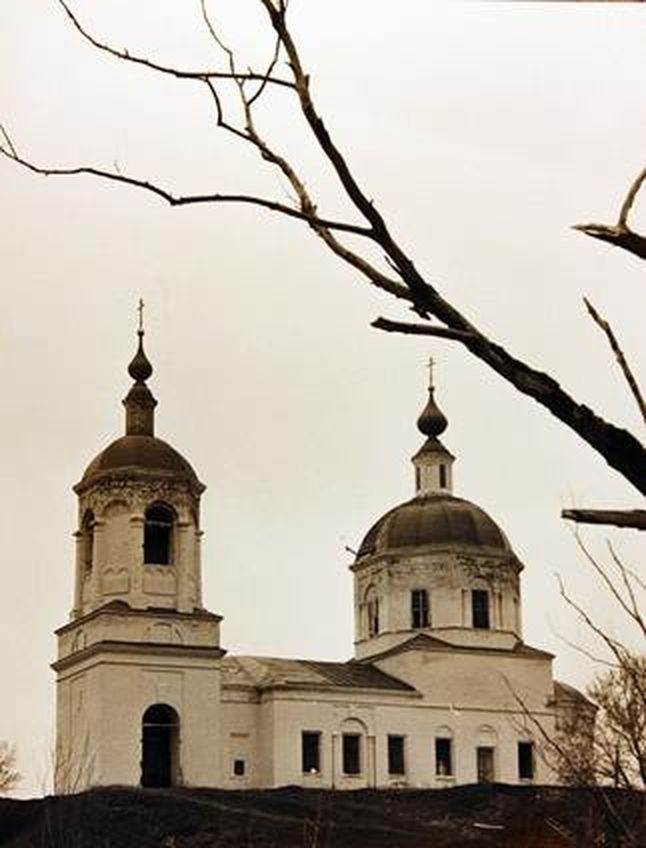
[
  {"xmin": 367, "ymin": 598, "xmax": 380, "ymax": 636},
  {"xmin": 472, "ymin": 590, "xmax": 490, "ymax": 629},
  {"xmin": 233, "ymin": 758, "xmax": 245, "ymax": 776},
  {"xmin": 518, "ymin": 741, "xmax": 534, "ymax": 780},
  {"xmin": 302, "ymin": 731, "xmax": 321, "ymax": 773},
  {"xmin": 439, "ymin": 464, "xmax": 447, "ymax": 488},
  {"xmin": 342, "ymin": 733, "xmax": 361, "ymax": 775},
  {"xmin": 387, "ymin": 735, "xmax": 405, "ymax": 775},
  {"xmin": 435, "ymin": 737, "xmax": 453, "ymax": 776},
  {"xmin": 476, "ymin": 746, "xmax": 495, "ymax": 783},
  {"xmin": 411, "ymin": 589, "xmax": 430, "ymax": 628}
]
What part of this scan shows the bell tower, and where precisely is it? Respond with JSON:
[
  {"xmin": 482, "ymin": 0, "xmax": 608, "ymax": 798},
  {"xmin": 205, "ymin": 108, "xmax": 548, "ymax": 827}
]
[{"xmin": 53, "ymin": 311, "xmax": 224, "ymax": 792}]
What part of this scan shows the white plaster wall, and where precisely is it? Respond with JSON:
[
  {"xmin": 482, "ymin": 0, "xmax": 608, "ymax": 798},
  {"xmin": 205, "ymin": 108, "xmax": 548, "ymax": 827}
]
[
  {"xmin": 55, "ymin": 650, "xmax": 221, "ymax": 791},
  {"xmin": 218, "ymin": 683, "xmax": 555, "ymax": 790}
]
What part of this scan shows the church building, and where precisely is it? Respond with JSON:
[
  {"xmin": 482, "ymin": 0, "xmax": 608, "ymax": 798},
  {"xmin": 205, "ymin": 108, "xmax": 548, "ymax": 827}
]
[{"xmin": 52, "ymin": 326, "xmax": 584, "ymax": 792}]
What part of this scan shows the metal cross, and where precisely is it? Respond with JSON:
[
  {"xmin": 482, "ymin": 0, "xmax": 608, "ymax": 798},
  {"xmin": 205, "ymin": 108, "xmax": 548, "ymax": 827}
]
[
  {"xmin": 137, "ymin": 298, "xmax": 145, "ymax": 333},
  {"xmin": 427, "ymin": 355, "xmax": 435, "ymax": 388}
]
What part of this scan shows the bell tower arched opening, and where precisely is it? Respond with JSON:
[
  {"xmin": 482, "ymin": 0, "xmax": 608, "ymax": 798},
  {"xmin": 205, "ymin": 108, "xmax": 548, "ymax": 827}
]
[
  {"xmin": 144, "ymin": 502, "xmax": 176, "ymax": 565},
  {"xmin": 141, "ymin": 703, "xmax": 180, "ymax": 787},
  {"xmin": 81, "ymin": 509, "xmax": 95, "ymax": 575}
]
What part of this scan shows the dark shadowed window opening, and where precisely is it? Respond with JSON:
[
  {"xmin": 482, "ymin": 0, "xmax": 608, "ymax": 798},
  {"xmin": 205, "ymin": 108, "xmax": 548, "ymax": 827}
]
[
  {"xmin": 342, "ymin": 734, "xmax": 361, "ymax": 775},
  {"xmin": 518, "ymin": 742, "xmax": 534, "ymax": 780},
  {"xmin": 477, "ymin": 746, "xmax": 495, "ymax": 783},
  {"xmin": 435, "ymin": 738, "xmax": 453, "ymax": 776},
  {"xmin": 387, "ymin": 735, "xmax": 405, "ymax": 775},
  {"xmin": 439, "ymin": 464, "xmax": 447, "ymax": 488},
  {"xmin": 233, "ymin": 759, "xmax": 245, "ymax": 776},
  {"xmin": 472, "ymin": 590, "xmax": 490, "ymax": 629},
  {"xmin": 82, "ymin": 510, "xmax": 95, "ymax": 574},
  {"xmin": 302, "ymin": 731, "xmax": 321, "ymax": 773},
  {"xmin": 141, "ymin": 703, "xmax": 179, "ymax": 788},
  {"xmin": 411, "ymin": 589, "xmax": 429, "ymax": 628},
  {"xmin": 415, "ymin": 467, "xmax": 421, "ymax": 490},
  {"xmin": 144, "ymin": 503, "xmax": 175, "ymax": 565},
  {"xmin": 367, "ymin": 597, "xmax": 380, "ymax": 637}
]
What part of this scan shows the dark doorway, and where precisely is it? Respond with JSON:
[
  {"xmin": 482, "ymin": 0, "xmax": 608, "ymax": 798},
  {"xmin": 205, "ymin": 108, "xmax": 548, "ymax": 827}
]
[{"xmin": 141, "ymin": 704, "xmax": 179, "ymax": 787}]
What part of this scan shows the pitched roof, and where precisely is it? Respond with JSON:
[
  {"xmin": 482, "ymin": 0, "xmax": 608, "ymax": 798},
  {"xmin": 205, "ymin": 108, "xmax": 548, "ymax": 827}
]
[
  {"xmin": 220, "ymin": 655, "xmax": 416, "ymax": 693},
  {"xmin": 358, "ymin": 632, "xmax": 553, "ymax": 664}
]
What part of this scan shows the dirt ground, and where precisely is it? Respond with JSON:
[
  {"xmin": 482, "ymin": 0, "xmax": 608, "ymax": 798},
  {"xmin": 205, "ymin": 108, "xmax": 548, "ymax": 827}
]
[{"xmin": 0, "ymin": 784, "xmax": 643, "ymax": 848}]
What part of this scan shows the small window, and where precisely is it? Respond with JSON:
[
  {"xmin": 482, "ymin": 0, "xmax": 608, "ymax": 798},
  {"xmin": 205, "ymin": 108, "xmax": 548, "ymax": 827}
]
[
  {"xmin": 144, "ymin": 503, "xmax": 175, "ymax": 565},
  {"xmin": 439, "ymin": 464, "xmax": 447, "ymax": 488},
  {"xmin": 302, "ymin": 731, "xmax": 321, "ymax": 773},
  {"xmin": 233, "ymin": 758, "xmax": 245, "ymax": 776},
  {"xmin": 387, "ymin": 735, "xmax": 405, "ymax": 775},
  {"xmin": 411, "ymin": 589, "xmax": 429, "ymax": 629},
  {"xmin": 518, "ymin": 742, "xmax": 534, "ymax": 780},
  {"xmin": 367, "ymin": 597, "xmax": 380, "ymax": 637},
  {"xmin": 342, "ymin": 734, "xmax": 361, "ymax": 775},
  {"xmin": 472, "ymin": 590, "xmax": 490, "ymax": 629},
  {"xmin": 477, "ymin": 746, "xmax": 495, "ymax": 783},
  {"xmin": 415, "ymin": 467, "xmax": 421, "ymax": 490},
  {"xmin": 435, "ymin": 738, "xmax": 453, "ymax": 776}
]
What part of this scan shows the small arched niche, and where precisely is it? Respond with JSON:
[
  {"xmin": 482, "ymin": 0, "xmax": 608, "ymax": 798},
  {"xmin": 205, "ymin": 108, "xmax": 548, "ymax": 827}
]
[
  {"xmin": 141, "ymin": 703, "xmax": 180, "ymax": 787},
  {"xmin": 144, "ymin": 502, "xmax": 176, "ymax": 565}
]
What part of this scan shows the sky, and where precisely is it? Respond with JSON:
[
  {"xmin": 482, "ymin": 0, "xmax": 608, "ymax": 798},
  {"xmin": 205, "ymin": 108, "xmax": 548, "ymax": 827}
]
[{"xmin": 0, "ymin": 1, "xmax": 644, "ymax": 797}]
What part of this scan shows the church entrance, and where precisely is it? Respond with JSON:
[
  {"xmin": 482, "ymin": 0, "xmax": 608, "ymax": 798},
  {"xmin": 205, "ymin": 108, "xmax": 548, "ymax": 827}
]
[{"xmin": 141, "ymin": 704, "xmax": 179, "ymax": 787}]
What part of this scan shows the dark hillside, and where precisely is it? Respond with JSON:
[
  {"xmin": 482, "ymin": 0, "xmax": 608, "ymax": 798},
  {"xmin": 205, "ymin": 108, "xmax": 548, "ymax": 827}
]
[{"xmin": 0, "ymin": 784, "xmax": 643, "ymax": 848}]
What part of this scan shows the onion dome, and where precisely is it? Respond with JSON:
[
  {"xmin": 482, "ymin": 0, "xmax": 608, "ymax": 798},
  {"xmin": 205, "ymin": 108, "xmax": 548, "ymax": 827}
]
[
  {"xmin": 417, "ymin": 387, "xmax": 448, "ymax": 440},
  {"xmin": 74, "ymin": 313, "xmax": 204, "ymax": 495},
  {"xmin": 356, "ymin": 493, "xmax": 514, "ymax": 560}
]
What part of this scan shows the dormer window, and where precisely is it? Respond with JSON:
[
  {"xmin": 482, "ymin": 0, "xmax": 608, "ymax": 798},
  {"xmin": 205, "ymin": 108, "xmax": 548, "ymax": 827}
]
[{"xmin": 144, "ymin": 503, "xmax": 175, "ymax": 565}]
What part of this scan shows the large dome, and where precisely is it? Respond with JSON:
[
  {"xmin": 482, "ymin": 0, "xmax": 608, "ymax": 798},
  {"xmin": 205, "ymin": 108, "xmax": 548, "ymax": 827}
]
[
  {"xmin": 76, "ymin": 435, "xmax": 203, "ymax": 492},
  {"xmin": 357, "ymin": 493, "xmax": 513, "ymax": 559}
]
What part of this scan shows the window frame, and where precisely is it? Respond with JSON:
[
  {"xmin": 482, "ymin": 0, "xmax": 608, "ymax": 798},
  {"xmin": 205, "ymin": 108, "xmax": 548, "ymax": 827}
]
[
  {"xmin": 301, "ymin": 730, "xmax": 321, "ymax": 774},
  {"xmin": 342, "ymin": 733, "xmax": 361, "ymax": 776},
  {"xmin": 517, "ymin": 741, "xmax": 535, "ymax": 780},
  {"xmin": 387, "ymin": 734, "xmax": 406, "ymax": 776},
  {"xmin": 411, "ymin": 588, "xmax": 430, "ymax": 629},
  {"xmin": 472, "ymin": 589, "xmax": 491, "ymax": 629},
  {"xmin": 144, "ymin": 502, "xmax": 176, "ymax": 566},
  {"xmin": 435, "ymin": 737, "xmax": 453, "ymax": 777}
]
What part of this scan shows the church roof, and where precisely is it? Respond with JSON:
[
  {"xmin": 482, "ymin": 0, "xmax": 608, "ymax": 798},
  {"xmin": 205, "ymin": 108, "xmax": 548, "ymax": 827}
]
[
  {"xmin": 220, "ymin": 655, "xmax": 416, "ymax": 693},
  {"xmin": 356, "ymin": 493, "xmax": 514, "ymax": 560}
]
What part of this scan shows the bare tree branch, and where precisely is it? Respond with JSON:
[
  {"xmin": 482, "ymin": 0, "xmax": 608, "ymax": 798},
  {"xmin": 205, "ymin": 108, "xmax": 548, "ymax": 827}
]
[
  {"xmin": 371, "ymin": 317, "xmax": 474, "ymax": 341},
  {"xmin": 584, "ymin": 297, "xmax": 646, "ymax": 426},
  {"xmin": 2, "ymin": 0, "xmax": 645, "ymax": 496},
  {"xmin": 561, "ymin": 509, "xmax": 646, "ymax": 531},
  {"xmin": 574, "ymin": 167, "xmax": 646, "ymax": 261},
  {"xmin": 0, "ymin": 141, "xmax": 375, "ymax": 237},
  {"xmin": 55, "ymin": 0, "xmax": 295, "ymax": 90}
]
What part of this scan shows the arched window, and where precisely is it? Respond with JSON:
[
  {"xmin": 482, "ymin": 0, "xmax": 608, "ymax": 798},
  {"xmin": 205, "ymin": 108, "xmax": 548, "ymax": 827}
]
[
  {"xmin": 144, "ymin": 503, "xmax": 175, "ymax": 565},
  {"xmin": 81, "ymin": 510, "xmax": 95, "ymax": 574},
  {"xmin": 141, "ymin": 703, "xmax": 180, "ymax": 787}
]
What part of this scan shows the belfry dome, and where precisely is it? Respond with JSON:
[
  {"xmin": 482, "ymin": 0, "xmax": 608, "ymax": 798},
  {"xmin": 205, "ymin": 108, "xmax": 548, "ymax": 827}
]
[
  {"xmin": 77, "ymin": 434, "xmax": 202, "ymax": 491},
  {"xmin": 74, "ymin": 313, "xmax": 204, "ymax": 494},
  {"xmin": 356, "ymin": 493, "xmax": 514, "ymax": 560}
]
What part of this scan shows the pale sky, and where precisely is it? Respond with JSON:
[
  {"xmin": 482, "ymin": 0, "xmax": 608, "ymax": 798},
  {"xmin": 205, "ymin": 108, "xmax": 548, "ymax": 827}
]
[{"xmin": 0, "ymin": 1, "xmax": 644, "ymax": 797}]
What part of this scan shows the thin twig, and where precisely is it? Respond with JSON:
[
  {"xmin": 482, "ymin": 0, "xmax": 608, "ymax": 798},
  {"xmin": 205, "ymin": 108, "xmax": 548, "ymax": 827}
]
[
  {"xmin": 584, "ymin": 297, "xmax": 646, "ymax": 425},
  {"xmin": 55, "ymin": 0, "xmax": 295, "ymax": 89},
  {"xmin": 618, "ymin": 166, "xmax": 646, "ymax": 230}
]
